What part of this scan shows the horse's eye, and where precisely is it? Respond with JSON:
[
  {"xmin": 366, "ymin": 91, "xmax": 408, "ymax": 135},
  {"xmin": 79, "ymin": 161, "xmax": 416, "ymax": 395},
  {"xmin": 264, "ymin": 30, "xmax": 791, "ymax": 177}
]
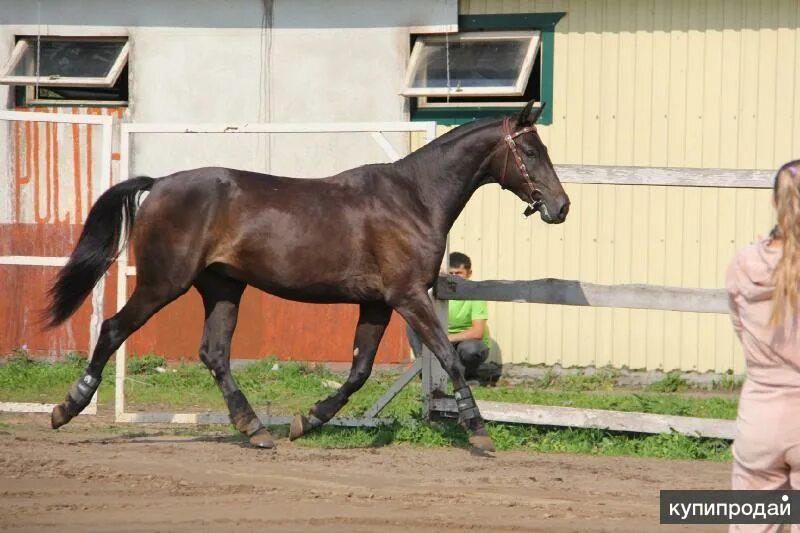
[{"xmin": 525, "ymin": 149, "xmax": 536, "ymax": 158}]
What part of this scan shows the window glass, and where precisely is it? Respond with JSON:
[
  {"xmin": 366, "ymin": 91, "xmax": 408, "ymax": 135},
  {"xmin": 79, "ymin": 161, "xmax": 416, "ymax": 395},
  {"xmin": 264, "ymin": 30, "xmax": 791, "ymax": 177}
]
[{"xmin": 12, "ymin": 40, "xmax": 126, "ymax": 79}]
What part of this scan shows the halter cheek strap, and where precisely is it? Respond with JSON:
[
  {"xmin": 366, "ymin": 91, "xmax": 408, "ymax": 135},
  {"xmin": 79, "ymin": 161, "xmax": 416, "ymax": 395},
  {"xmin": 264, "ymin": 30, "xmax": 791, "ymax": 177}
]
[{"xmin": 497, "ymin": 116, "xmax": 542, "ymax": 215}]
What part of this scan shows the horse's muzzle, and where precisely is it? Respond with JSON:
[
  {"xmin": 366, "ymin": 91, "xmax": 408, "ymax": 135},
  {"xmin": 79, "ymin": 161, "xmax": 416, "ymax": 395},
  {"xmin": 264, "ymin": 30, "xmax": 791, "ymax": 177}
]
[{"xmin": 537, "ymin": 198, "xmax": 570, "ymax": 224}]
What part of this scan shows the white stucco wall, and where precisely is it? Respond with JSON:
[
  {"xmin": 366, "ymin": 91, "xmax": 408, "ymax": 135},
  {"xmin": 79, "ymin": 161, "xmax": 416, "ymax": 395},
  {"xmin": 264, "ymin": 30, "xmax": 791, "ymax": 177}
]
[{"xmin": 0, "ymin": 0, "xmax": 455, "ymax": 196}]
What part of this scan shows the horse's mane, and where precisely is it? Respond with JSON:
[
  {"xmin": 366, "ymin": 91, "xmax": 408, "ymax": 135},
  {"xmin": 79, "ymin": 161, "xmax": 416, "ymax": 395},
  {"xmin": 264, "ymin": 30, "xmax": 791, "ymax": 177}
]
[
  {"xmin": 433, "ymin": 117, "xmax": 499, "ymax": 144},
  {"xmin": 406, "ymin": 116, "xmax": 502, "ymax": 162}
]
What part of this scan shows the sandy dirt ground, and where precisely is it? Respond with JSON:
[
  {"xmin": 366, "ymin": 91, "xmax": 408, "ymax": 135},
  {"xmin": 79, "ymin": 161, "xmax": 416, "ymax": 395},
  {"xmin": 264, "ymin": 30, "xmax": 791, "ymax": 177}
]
[{"xmin": 0, "ymin": 412, "xmax": 732, "ymax": 532}]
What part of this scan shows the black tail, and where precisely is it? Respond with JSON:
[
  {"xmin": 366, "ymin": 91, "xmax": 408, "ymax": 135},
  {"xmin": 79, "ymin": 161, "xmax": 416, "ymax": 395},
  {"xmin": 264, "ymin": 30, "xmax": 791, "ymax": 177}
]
[{"xmin": 45, "ymin": 176, "xmax": 156, "ymax": 328}]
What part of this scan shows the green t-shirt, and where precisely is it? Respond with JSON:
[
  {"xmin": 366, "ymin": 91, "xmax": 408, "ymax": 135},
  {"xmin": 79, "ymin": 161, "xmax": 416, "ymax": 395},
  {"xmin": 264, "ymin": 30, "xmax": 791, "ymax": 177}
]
[{"xmin": 448, "ymin": 299, "xmax": 490, "ymax": 348}]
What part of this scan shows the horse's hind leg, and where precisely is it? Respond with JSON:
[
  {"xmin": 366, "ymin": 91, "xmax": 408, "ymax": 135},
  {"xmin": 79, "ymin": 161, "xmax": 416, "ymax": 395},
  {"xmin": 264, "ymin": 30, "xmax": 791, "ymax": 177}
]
[
  {"xmin": 195, "ymin": 271, "xmax": 275, "ymax": 449},
  {"xmin": 393, "ymin": 290, "xmax": 495, "ymax": 452},
  {"xmin": 289, "ymin": 301, "xmax": 392, "ymax": 440},
  {"xmin": 51, "ymin": 283, "xmax": 188, "ymax": 429}
]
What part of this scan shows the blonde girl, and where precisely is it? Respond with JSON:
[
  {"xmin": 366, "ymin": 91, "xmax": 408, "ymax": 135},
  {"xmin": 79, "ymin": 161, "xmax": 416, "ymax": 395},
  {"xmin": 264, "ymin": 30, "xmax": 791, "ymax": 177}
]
[{"xmin": 727, "ymin": 160, "xmax": 800, "ymax": 532}]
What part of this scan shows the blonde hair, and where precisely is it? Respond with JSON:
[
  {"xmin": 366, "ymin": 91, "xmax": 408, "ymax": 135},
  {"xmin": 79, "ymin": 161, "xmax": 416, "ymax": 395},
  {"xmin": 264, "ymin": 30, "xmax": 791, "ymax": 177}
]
[{"xmin": 770, "ymin": 159, "xmax": 800, "ymax": 326}]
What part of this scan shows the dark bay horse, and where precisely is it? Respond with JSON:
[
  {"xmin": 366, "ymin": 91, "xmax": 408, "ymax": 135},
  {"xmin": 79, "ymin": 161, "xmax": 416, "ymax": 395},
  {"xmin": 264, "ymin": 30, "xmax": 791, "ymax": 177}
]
[{"xmin": 46, "ymin": 101, "xmax": 569, "ymax": 452}]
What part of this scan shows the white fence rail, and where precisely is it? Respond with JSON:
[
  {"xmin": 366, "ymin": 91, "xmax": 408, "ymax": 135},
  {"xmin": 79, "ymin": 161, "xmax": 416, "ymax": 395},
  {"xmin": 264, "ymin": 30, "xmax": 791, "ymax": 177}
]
[
  {"xmin": 428, "ymin": 275, "xmax": 736, "ymax": 438},
  {"xmin": 555, "ymin": 164, "xmax": 774, "ymax": 188}
]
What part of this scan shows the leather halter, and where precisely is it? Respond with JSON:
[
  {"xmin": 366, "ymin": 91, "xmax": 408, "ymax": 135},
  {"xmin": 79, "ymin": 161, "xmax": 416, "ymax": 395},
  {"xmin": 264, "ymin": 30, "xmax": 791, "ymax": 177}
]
[{"xmin": 496, "ymin": 116, "xmax": 542, "ymax": 216}]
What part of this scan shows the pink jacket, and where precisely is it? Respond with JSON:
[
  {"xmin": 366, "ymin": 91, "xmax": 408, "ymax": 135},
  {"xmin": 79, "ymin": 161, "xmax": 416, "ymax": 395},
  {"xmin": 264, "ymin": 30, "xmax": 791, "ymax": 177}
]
[{"xmin": 726, "ymin": 239, "xmax": 800, "ymax": 387}]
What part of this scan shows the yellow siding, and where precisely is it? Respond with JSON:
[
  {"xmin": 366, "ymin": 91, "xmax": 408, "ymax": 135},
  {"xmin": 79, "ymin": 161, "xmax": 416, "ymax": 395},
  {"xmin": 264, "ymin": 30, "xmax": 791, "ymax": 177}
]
[
  {"xmin": 458, "ymin": 0, "xmax": 799, "ymax": 168},
  {"xmin": 444, "ymin": 0, "xmax": 798, "ymax": 372},
  {"xmin": 451, "ymin": 184, "xmax": 773, "ymax": 373}
]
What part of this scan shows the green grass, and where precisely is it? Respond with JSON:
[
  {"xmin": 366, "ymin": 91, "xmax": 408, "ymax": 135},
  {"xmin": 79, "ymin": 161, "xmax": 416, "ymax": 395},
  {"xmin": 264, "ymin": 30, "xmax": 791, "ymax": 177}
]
[
  {"xmin": 0, "ymin": 354, "xmax": 737, "ymax": 461},
  {"xmin": 0, "ymin": 351, "xmax": 89, "ymax": 404},
  {"xmin": 127, "ymin": 354, "xmax": 168, "ymax": 375},
  {"xmin": 296, "ymin": 423, "xmax": 731, "ymax": 460}
]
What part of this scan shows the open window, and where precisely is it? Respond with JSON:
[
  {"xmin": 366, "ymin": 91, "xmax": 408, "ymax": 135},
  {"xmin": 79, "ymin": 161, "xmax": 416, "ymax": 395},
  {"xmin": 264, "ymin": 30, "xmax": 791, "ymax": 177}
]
[
  {"xmin": 406, "ymin": 13, "xmax": 565, "ymax": 125},
  {"xmin": 1, "ymin": 37, "xmax": 129, "ymax": 105},
  {"xmin": 402, "ymin": 31, "xmax": 541, "ymax": 100}
]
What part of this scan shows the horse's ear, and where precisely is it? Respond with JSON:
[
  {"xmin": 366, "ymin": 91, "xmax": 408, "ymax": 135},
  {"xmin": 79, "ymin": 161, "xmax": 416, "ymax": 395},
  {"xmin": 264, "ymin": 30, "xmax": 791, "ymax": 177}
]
[
  {"xmin": 515, "ymin": 100, "xmax": 546, "ymax": 127},
  {"xmin": 515, "ymin": 100, "xmax": 535, "ymax": 127}
]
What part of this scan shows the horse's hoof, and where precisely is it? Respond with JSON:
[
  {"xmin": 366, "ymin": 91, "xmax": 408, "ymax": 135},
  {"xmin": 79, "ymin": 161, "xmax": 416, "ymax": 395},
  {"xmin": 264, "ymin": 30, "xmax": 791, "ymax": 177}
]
[
  {"xmin": 248, "ymin": 428, "xmax": 276, "ymax": 449},
  {"xmin": 468, "ymin": 433, "xmax": 496, "ymax": 453},
  {"xmin": 51, "ymin": 404, "xmax": 70, "ymax": 429},
  {"xmin": 289, "ymin": 415, "xmax": 310, "ymax": 441}
]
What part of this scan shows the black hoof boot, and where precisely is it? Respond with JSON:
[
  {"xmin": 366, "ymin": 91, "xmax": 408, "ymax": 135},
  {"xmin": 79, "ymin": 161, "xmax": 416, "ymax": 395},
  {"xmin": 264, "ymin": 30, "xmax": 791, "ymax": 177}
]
[
  {"xmin": 453, "ymin": 386, "xmax": 496, "ymax": 453},
  {"xmin": 51, "ymin": 374, "xmax": 100, "ymax": 429}
]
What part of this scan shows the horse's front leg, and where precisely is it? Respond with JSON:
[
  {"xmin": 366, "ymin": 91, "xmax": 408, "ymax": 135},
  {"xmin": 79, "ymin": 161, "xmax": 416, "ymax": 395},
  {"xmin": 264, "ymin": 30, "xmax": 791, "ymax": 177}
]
[
  {"xmin": 289, "ymin": 301, "xmax": 392, "ymax": 440},
  {"xmin": 394, "ymin": 290, "xmax": 495, "ymax": 452},
  {"xmin": 196, "ymin": 273, "xmax": 275, "ymax": 449}
]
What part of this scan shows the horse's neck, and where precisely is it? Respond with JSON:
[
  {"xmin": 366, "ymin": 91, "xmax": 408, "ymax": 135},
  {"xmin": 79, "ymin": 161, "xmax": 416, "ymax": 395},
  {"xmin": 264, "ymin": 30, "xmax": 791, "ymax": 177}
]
[{"xmin": 399, "ymin": 121, "xmax": 500, "ymax": 234}]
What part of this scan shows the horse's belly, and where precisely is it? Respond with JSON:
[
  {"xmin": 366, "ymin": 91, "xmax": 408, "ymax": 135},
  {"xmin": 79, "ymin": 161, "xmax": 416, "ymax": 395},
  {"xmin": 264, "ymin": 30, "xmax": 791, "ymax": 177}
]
[
  {"xmin": 213, "ymin": 263, "xmax": 385, "ymax": 304},
  {"xmin": 253, "ymin": 279, "xmax": 385, "ymax": 304}
]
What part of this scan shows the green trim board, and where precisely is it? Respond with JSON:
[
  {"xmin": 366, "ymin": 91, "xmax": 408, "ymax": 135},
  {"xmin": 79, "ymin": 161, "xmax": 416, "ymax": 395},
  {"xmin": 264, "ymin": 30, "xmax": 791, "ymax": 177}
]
[
  {"xmin": 459, "ymin": 13, "xmax": 566, "ymax": 31},
  {"xmin": 411, "ymin": 12, "xmax": 566, "ymax": 126}
]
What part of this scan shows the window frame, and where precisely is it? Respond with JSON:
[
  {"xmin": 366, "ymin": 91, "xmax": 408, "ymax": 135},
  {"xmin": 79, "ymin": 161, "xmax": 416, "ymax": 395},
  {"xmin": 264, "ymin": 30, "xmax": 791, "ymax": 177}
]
[
  {"xmin": 409, "ymin": 12, "xmax": 566, "ymax": 126},
  {"xmin": 0, "ymin": 36, "xmax": 130, "ymax": 88},
  {"xmin": 17, "ymin": 70, "xmax": 129, "ymax": 107},
  {"xmin": 402, "ymin": 30, "xmax": 542, "ymax": 98}
]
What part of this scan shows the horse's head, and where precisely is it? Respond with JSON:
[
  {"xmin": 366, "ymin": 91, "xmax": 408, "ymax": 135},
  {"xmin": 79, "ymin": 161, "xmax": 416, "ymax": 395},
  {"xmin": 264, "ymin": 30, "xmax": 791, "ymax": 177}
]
[{"xmin": 490, "ymin": 101, "xmax": 570, "ymax": 224}]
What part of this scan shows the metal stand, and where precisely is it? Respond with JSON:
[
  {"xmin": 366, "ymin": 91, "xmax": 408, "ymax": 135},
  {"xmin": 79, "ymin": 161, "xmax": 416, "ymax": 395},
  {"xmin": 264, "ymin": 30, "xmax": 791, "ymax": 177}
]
[{"xmin": 363, "ymin": 358, "xmax": 421, "ymax": 418}]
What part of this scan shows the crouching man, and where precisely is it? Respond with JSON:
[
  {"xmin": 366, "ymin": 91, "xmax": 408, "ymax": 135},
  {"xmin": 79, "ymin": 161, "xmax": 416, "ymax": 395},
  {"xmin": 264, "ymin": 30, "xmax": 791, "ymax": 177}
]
[{"xmin": 408, "ymin": 252, "xmax": 490, "ymax": 385}]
